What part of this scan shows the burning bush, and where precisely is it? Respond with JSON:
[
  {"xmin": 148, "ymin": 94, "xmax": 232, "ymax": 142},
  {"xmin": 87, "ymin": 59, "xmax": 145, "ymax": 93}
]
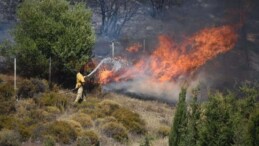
[
  {"xmin": 112, "ymin": 108, "xmax": 146, "ymax": 134},
  {"xmin": 101, "ymin": 121, "xmax": 128, "ymax": 142}
]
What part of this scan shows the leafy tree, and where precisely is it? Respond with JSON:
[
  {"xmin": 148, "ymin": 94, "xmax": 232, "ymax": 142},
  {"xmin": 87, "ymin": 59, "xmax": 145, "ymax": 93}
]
[
  {"xmin": 169, "ymin": 88, "xmax": 187, "ymax": 146},
  {"xmin": 198, "ymin": 92, "xmax": 236, "ymax": 146},
  {"xmin": 247, "ymin": 109, "xmax": 259, "ymax": 146},
  {"xmin": 233, "ymin": 83, "xmax": 259, "ymax": 145},
  {"xmin": 0, "ymin": 40, "xmax": 14, "ymax": 73},
  {"xmin": 168, "ymin": 84, "xmax": 259, "ymax": 146},
  {"xmin": 238, "ymin": 83, "xmax": 258, "ymax": 118},
  {"xmin": 13, "ymin": 0, "xmax": 95, "ymax": 81}
]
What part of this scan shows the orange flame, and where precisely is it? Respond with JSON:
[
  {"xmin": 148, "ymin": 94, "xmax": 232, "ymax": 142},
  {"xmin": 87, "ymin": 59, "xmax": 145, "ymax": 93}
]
[
  {"xmin": 99, "ymin": 70, "xmax": 113, "ymax": 84},
  {"xmin": 98, "ymin": 25, "xmax": 238, "ymax": 84},
  {"xmin": 126, "ymin": 43, "xmax": 142, "ymax": 53}
]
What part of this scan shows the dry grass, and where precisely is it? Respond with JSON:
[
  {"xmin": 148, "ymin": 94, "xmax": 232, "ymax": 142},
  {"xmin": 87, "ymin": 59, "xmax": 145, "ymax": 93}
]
[
  {"xmin": 71, "ymin": 112, "xmax": 94, "ymax": 128},
  {"xmin": 152, "ymin": 137, "xmax": 169, "ymax": 146},
  {"xmin": 105, "ymin": 93, "xmax": 174, "ymax": 131},
  {"xmin": 0, "ymin": 74, "xmax": 175, "ymax": 145},
  {"xmin": 101, "ymin": 93, "xmax": 175, "ymax": 145}
]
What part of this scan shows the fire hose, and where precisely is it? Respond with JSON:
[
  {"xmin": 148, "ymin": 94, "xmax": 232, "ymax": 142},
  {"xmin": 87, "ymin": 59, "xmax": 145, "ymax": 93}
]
[
  {"xmin": 70, "ymin": 57, "xmax": 125, "ymax": 92},
  {"xmin": 86, "ymin": 57, "xmax": 113, "ymax": 77}
]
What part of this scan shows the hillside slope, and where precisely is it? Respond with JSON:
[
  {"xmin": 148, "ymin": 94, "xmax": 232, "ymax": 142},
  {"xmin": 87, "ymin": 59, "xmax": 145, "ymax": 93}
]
[{"xmin": 0, "ymin": 74, "xmax": 174, "ymax": 146}]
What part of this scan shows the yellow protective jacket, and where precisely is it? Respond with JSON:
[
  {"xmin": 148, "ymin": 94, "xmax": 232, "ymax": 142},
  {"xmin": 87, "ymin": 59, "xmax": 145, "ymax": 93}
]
[{"xmin": 75, "ymin": 72, "xmax": 85, "ymax": 89}]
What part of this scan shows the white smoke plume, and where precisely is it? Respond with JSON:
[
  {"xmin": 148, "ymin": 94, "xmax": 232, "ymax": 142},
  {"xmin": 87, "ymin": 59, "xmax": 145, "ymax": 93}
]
[{"xmin": 91, "ymin": 57, "xmax": 211, "ymax": 103}]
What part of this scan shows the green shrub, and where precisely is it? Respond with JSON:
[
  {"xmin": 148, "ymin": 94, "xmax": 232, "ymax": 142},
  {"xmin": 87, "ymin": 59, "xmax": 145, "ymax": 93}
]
[
  {"xmin": 30, "ymin": 78, "xmax": 49, "ymax": 93},
  {"xmin": 77, "ymin": 130, "xmax": 99, "ymax": 146},
  {"xmin": 44, "ymin": 121, "xmax": 77, "ymax": 144},
  {"xmin": 17, "ymin": 124, "xmax": 36, "ymax": 141},
  {"xmin": 0, "ymin": 116, "xmax": 19, "ymax": 130},
  {"xmin": 79, "ymin": 108, "xmax": 105, "ymax": 120},
  {"xmin": 77, "ymin": 98, "xmax": 100, "ymax": 109},
  {"xmin": 98, "ymin": 100, "xmax": 121, "ymax": 115},
  {"xmin": 140, "ymin": 136, "xmax": 152, "ymax": 146},
  {"xmin": 0, "ymin": 129, "xmax": 21, "ymax": 146},
  {"xmin": 0, "ymin": 83, "xmax": 13, "ymax": 99},
  {"xmin": 61, "ymin": 120, "xmax": 83, "ymax": 135},
  {"xmin": 50, "ymin": 83, "xmax": 60, "ymax": 92},
  {"xmin": 43, "ymin": 135, "xmax": 56, "ymax": 146},
  {"xmin": 0, "ymin": 115, "xmax": 34, "ymax": 141},
  {"xmin": 95, "ymin": 116, "xmax": 117, "ymax": 127},
  {"xmin": 28, "ymin": 109, "xmax": 56, "ymax": 123},
  {"xmin": 112, "ymin": 108, "xmax": 146, "ymax": 134},
  {"xmin": 16, "ymin": 98, "xmax": 36, "ymax": 112},
  {"xmin": 17, "ymin": 79, "xmax": 35, "ymax": 98},
  {"xmin": 45, "ymin": 106, "xmax": 60, "ymax": 114},
  {"xmin": 157, "ymin": 125, "xmax": 170, "ymax": 137},
  {"xmin": 0, "ymin": 83, "xmax": 15, "ymax": 115},
  {"xmin": 169, "ymin": 88, "xmax": 187, "ymax": 146},
  {"xmin": 0, "ymin": 99, "xmax": 16, "ymax": 115},
  {"xmin": 36, "ymin": 92, "xmax": 69, "ymax": 111},
  {"xmin": 76, "ymin": 98, "xmax": 103, "ymax": 119},
  {"xmin": 101, "ymin": 121, "xmax": 128, "ymax": 142},
  {"xmin": 72, "ymin": 113, "xmax": 93, "ymax": 128},
  {"xmin": 0, "ymin": 84, "xmax": 15, "ymax": 115}
]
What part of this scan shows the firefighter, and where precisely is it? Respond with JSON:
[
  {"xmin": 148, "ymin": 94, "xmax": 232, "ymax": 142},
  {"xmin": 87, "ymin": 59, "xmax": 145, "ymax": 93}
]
[{"xmin": 74, "ymin": 65, "xmax": 86, "ymax": 103}]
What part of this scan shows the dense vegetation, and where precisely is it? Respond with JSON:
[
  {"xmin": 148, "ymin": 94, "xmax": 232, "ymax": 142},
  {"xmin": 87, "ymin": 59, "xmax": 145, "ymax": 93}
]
[
  {"xmin": 0, "ymin": 75, "xmax": 148, "ymax": 145},
  {"xmin": 170, "ymin": 85, "xmax": 259, "ymax": 146},
  {"xmin": 1, "ymin": 0, "xmax": 95, "ymax": 85},
  {"xmin": 0, "ymin": 0, "xmax": 258, "ymax": 145}
]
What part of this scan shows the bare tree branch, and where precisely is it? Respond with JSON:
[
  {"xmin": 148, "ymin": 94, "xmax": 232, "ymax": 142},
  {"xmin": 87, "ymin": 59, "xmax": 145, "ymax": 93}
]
[{"xmin": 95, "ymin": 0, "xmax": 140, "ymax": 39}]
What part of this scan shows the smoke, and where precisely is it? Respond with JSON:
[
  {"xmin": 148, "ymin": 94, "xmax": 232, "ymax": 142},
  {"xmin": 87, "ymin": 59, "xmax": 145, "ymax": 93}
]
[
  {"xmin": 95, "ymin": 57, "xmax": 214, "ymax": 103},
  {"xmin": 101, "ymin": 70, "xmax": 213, "ymax": 103},
  {"xmin": 251, "ymin": 51, "xmax": 259, "ymax": 72},
  {"xmin": 0, "ymin": 21, "xmax": 15, "ymax": 43},
  {"xmin": 91, "ymin": 0, "xmax": 259, "ymax": 102},
  {"xmin": 103, "ymin": 78, "xmax": 182, "ymax": 103}
]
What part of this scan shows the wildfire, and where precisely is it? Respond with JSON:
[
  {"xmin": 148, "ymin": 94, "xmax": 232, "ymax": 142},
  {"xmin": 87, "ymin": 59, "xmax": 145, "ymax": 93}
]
[
  {"xmin": 126, "ymin": 43, "xmax": 142, "ymax": 53},
  {"xmin": 98, "ymin": 25, "xmax": 238, "ymax": 84},
  {"xmin": 99, "ymin": 70, "xmax": 113, "ymax": 84}
]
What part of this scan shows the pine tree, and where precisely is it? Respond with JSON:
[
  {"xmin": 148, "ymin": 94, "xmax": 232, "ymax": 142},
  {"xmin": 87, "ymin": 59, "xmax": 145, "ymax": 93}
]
[
  {"xmin": 186, "ymin": 88, "xmax": 200, "ymax": 146},
  {"xmin": 169, "ymin": 88, "xmax": 187, "ymax": 146},
  {"xmin": 248, "ymin": 110, "xmax": 259, "ymax": 146},
  {"xmin": 198, "ymin": 92, "xmax": 235, "ymax": 146}
]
